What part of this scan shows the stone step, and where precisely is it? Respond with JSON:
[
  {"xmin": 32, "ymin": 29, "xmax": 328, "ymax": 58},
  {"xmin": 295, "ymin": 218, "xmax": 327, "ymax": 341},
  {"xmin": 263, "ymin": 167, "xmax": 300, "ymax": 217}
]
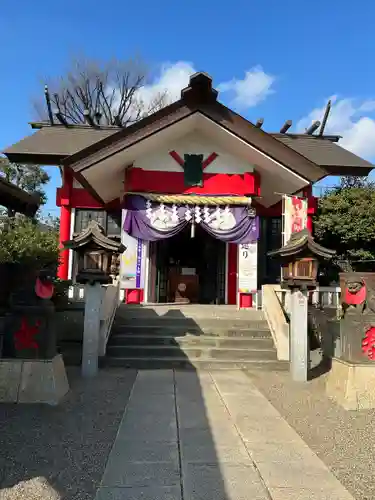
[
  {"xmin": 112, "ymin": 318, "xmax": 270, "ymax": 331},
  {"xmin": 110, "ymin": 324, "xmax": 271, "ymax": 338},
  {"xmin": 107, "ymin": 334, "xmax": 274, "ymax": 349},
  {"xmin": 105, "ymin": 345, "xmax": 278, "ymax": 361},
  {"xmin": 116, "ymin": 305, "xmax": 265, "ymax": 321},
  {"xmin": 100, "ymin": 356, "xmax": 289, "ymax": 371}
]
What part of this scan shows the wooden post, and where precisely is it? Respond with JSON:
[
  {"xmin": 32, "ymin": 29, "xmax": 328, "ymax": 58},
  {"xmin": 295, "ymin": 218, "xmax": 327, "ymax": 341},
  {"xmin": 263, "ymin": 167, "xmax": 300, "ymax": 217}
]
[
  {"xmin": 82, "ymin": 282, "xmax": 103, "ymax": 378},
  {"xmin": 290, "ymin": 288, "xmax": 309, "ymax": 382}
]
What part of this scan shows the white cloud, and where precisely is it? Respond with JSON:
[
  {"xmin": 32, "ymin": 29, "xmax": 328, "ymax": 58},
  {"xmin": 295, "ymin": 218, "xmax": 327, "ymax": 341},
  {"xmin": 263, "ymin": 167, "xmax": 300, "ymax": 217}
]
[
  {"xmin": 137, "ymin": 61, "xmax": 197, "ymax": 106},
  {"xmin": 218, "ymin": 66, "xmax": 275, "ymax": 110},
  {"xmin": 132, "ymin": 62, "xmax": 275, "ymax": 113},
  {"xmin": 297, "ymin": 96, "xmax": 375, "ymax": 160}
]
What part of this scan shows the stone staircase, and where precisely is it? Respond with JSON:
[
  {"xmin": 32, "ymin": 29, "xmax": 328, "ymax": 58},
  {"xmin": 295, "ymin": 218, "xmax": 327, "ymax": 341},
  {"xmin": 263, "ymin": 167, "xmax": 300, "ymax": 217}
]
[{"xmin": 102, "ymin": 304, "xmax": 288, "ymax": 370}]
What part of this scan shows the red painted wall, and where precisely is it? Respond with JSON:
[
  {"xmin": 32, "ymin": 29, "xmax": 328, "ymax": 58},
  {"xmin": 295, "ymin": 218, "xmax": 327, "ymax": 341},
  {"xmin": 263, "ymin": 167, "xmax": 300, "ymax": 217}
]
[
  {"xmin": 126, "ymin": 168, "xmax": 260, "ymax": 196},
  {"xmin": 227, "ymin": 243, "xmax": 238, "ymax": 305},
  {"xmin": 56, "ymin": 188, "xmax": 120, "ymax": 210}
]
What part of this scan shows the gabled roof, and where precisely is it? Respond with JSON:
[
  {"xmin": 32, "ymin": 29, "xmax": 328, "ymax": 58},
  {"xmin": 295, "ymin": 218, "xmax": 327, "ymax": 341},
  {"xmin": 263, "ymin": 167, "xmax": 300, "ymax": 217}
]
[
  {"xmin": 0, "ymin": 177, "xmax": 41, "ymax": 216},
  {"xmin": 3, "ymin": 72, "xmax": 373, "ymax": 185}
]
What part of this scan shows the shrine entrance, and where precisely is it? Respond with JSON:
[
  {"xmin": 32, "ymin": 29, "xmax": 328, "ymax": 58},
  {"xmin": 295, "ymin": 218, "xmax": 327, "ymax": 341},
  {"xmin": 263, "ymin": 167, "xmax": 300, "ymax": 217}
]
[{"xmin": 149, "ymin": 225, "xmax": 226, "ymax": 304}]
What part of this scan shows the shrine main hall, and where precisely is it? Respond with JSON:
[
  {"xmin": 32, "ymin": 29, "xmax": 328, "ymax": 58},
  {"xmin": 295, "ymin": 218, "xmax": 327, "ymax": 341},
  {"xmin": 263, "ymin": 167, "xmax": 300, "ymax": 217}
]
[{"xmin": 4, "ymin": 72, "xmax": 372, "ymax": 308}]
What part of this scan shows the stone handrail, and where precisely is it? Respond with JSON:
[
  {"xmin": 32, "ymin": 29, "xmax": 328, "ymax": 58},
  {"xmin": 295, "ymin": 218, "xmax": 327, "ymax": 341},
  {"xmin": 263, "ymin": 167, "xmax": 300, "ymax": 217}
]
[
  {"xmin": 273, "ymin": 285, "xmax": 341, "ymax": 315},
  {"xmin": 261, "ymin": 285, "xmax": 290, "ymax": 361},
  {"xmin": 98, "ymin": 281, "xmax": 121, "ymax": 356},
  {"xmin": 68, "ymin": 281, "xmax": 121, "ymax": 357}
]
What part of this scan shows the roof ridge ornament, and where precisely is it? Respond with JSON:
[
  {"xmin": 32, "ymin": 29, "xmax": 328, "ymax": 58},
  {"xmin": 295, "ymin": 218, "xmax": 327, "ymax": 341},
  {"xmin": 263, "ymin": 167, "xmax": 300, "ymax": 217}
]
[{"xmin": 181, "ymin": 72, "xmax": 218, "ymax": 104}]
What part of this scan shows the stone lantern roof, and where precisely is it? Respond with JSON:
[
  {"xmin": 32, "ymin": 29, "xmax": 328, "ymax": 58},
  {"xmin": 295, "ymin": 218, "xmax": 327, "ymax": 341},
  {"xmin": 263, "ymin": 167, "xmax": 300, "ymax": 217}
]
[
  {"xmin": 268, "ymin": 229, "xmax": 336, "ymax": 260},
  {"xmin": 63, "ymin": 220, "xmax": 125, "ymax": 253}
]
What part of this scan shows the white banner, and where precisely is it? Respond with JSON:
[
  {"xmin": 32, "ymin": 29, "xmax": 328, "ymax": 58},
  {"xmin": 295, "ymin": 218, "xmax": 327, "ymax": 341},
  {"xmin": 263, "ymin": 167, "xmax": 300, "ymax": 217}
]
[
  {"xmin": 120, "ymin": 233, "xmax": 138, "ymax": 289},
  {"xmin": 238, "ymin": 241, "xmax": 258, "ymax": 293},
  {"xmin": 282, "ymin": 195, "xmax": 308, "ymax": 246},
  {"xmin": 120, "ymin": 209, "xmax": 143, "ymax": 289}
]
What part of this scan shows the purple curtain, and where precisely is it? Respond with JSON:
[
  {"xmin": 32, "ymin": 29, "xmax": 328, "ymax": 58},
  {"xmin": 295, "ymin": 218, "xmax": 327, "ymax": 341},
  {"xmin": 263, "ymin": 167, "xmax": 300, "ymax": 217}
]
[{"xmin": 123, "ymin": 195, "xmax": 258, "ymax": 244}]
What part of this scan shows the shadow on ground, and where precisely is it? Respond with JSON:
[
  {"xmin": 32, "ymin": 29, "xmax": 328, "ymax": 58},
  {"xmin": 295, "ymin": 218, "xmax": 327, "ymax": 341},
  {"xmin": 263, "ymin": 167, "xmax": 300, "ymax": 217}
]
[
  {"xmin": 96, "ymin": 306, "xmax": 231, "ymax": 500},
  {"xmin": 0, "ymin": 369, "xmax": 136, "ymax": 500},
  {"xmin": 1, "ymin": 307, "xmax": 231, "ymax": 500}
]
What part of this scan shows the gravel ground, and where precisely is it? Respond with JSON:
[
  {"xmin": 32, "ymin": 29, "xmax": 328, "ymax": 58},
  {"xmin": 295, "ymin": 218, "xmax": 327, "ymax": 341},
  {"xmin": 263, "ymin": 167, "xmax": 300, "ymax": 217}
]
[
  {"xmin": 247, "ymin": 369, "xmax": 375, "ymax": 500},
  {"xmin": 2, "ymin": 365, "xmax": 374, "ymax": 500},
  {"xmin": 0, "ymin": 368, "xmax": 137, "ymax": 500}
]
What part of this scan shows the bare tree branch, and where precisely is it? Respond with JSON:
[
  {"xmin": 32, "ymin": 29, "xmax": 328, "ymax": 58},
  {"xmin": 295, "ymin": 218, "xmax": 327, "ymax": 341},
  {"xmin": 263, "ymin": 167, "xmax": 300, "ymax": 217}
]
[{"xmin": 34, "ymin": 55, "xmax": 168, "ymax": 127}]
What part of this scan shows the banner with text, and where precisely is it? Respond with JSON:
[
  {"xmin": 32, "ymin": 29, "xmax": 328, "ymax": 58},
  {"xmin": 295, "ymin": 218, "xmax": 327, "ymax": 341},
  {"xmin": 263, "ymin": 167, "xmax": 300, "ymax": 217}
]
[
  {"xmin": 282, "ymin": 195, "xmax": 308, "ymax": 246},
  {"xmin": 238, "ymin": 241, "xmax": 258, "ymax": 293},
  {"xmin": 120, "ymin": 210, "xmax": 144, "ymax": 289}
]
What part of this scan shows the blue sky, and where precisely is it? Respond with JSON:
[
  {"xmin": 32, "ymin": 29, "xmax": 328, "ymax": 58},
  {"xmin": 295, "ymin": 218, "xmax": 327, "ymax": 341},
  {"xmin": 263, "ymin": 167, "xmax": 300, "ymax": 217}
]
[{"xmin": 1, "ymin": 0, "xmax": 375, "ymax": 214}]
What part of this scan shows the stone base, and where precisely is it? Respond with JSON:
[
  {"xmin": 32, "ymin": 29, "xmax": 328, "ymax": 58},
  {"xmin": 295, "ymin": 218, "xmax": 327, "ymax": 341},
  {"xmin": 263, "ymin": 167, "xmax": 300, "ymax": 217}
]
[
  {"xmin": 326, "ymin": 357, "xmax": 375, "ymax": 410},
  {"xmin": 0, "ymin": 354, "xmax": 69, "ymax": 405}
]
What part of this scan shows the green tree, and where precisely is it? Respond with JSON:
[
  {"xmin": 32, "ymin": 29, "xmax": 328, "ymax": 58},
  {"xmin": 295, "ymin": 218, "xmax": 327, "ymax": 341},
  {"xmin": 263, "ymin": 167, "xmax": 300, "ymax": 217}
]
[
  {"xmin": 0, "ymin": 157, "xmax": 50, "ymax": 216},
  {"xmin": 314, "ymin": 182, "xmax": 375, "ymax": 262},
  {"xmin": 0, "ymin": 217, "xmax": 59, "ymax": 267},
  {"xmin": 340, "ymin": 175, "xmax": 368, "ymax": 189}
]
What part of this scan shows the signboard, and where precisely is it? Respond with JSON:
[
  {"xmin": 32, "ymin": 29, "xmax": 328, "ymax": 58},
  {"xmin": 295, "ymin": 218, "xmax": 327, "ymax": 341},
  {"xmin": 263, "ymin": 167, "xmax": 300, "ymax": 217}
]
[
  {"xmin": 282, "ymin": 195, "xmax": 308, "ymax": 246},
  {"xmin": 120, "ymin": 209, "xmax": 144, "ymax": 289},
  {"xmin": 238, "ymin": 241, "xmax": 258, "ymax": 293},
  {"xmin": 135, "ymin": 239, "xmax": 143, "ymax": 288}
]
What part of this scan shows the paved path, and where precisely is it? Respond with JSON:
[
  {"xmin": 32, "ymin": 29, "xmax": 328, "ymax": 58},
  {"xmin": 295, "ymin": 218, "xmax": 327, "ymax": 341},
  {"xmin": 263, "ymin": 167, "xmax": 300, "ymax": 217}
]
[{"xmin": 95, "ymin": 370, "xmax": 355, "ymax": 500}]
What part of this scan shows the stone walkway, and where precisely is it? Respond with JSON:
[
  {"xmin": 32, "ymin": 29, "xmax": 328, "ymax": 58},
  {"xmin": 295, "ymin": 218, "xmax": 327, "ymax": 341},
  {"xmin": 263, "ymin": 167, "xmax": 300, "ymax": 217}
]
[{"xmin": 95, "ymin": 370, "xmax": 355, "ymax": 500}]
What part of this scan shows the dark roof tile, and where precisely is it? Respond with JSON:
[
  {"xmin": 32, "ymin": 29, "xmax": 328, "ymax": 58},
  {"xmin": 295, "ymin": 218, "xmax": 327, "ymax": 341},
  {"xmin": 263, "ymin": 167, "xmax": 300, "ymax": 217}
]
[
  {"xmin": 274, "ymin": 135, "xmax": 373, "ymax": 170},
  {"xmin": 0, "ymin": 177, "xmax": 40, "ymax": 216},
  {"xmin": 4, "ymin": 126, "xmax": 117, "ymax": 164}
]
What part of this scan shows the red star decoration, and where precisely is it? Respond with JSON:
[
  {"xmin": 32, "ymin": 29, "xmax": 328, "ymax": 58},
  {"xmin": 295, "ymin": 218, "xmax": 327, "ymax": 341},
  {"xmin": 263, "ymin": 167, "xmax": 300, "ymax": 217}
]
[
  {"xmin": 362, "ymin": 326, "xmax": 375, "ymax": 360},
  {"xmin": 14, "ymin": 318, "xmax": 41, "ymax": 351}
]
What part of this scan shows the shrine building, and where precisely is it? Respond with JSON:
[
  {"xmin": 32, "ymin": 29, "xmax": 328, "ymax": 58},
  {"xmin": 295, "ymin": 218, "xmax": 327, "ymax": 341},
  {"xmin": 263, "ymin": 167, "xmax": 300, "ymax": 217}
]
[{"xmin": 3, "ymin": 72, "xmax": 373, "ymax": 308}]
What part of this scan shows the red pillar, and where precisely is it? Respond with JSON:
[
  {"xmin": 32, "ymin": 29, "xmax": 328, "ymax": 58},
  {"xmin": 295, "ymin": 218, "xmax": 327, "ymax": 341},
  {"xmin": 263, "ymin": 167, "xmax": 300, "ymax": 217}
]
[
  {"xmin": 58, "ymin": 168, "xmax": 73, "ymax": 280},
  {"xmin": 306, "ymin": 213, "xmax": 313, "ymax": 233},
  {"xmin": 227, "ymin": 243, "xmax": 237, "ymax": 305}
]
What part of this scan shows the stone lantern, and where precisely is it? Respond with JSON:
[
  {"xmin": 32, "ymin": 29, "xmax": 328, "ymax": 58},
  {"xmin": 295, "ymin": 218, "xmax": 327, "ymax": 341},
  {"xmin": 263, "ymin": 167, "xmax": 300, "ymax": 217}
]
[
  {"xmin": 269, "ymin": 229, "xmax": 335, "ymax": 289},
  {"xmin": 63, "ymin": 221, "xmax": 126, "ymax": 378},
  {"xmin": 269, "ymin": 229, "xmax": 335, "ymax": 382},
  {"xmin": 63, "ymin": 220, "xmax": 125, "ymax": 284}
]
